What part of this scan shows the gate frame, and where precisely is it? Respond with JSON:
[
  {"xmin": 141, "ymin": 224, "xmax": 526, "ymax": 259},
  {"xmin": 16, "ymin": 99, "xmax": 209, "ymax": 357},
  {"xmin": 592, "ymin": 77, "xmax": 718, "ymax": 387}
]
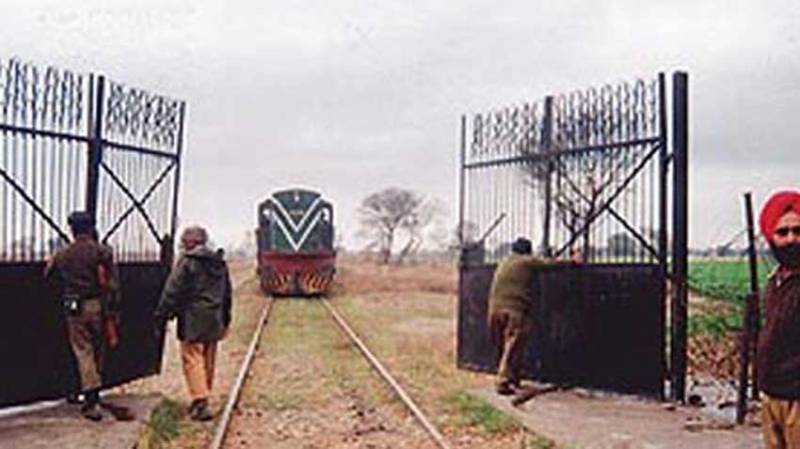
[
  {"xmin": 457, "ymin": 71, "xmax": 689, "ymax": 401},
  {"xmin": 0, "ymin": 70, "xmax": 186, "ymax": 261},
  {"xmin": 0, "ymin": 58, "xmax": 187, "ymax": 407}
]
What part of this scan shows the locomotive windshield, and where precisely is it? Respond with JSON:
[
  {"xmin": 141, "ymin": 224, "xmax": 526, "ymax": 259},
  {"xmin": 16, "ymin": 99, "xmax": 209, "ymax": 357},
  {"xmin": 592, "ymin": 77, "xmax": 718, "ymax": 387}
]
[{"xmin": 257, "ymin": 189, "xmax": 334, "ymax": 254}]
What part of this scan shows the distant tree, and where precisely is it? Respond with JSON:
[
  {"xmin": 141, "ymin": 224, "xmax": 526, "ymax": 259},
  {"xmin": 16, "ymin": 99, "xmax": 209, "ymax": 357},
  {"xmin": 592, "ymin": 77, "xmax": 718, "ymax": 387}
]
[
  {"xmin": 460, "ymin": 220, "xmax": 481, "ymax": 245},
  {"xmin": 714, "ymin": 244, "xmax": 736, "ymax": 258},
  {"xmin": 226, "ymin": 230, "xmax": 258, "ymax": 260},
  {"xmin": 333, "ymin": 230, "xmax": 345, "ymax": 253},
  {"xmin": 607, "ymin": 232, "xmax": 639, "ymax": 258},
  {"xmin": 357, "ymin": 187, "xmax": 443, "ymax": 264},
  {"xmin": 428, "ymin": 224, "xmax": 451, "ymax": 253},
  {"xmin": 434, "ymin": 221, "xmax": 481, "ymax": 254}
]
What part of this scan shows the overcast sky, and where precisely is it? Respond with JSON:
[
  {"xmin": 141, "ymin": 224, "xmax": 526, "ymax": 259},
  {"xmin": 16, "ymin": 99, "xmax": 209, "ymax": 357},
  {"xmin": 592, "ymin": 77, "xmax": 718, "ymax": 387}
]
[{"xmin": 2, "ymin": 0, "xmax": 798, "ymax": 250}]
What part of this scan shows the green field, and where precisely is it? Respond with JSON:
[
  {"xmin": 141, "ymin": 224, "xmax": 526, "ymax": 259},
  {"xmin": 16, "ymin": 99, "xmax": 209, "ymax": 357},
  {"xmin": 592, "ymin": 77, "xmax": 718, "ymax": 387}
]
[
  {"xmin": 687, "ymin": 258, "xmax": 776, "ymax": 303},
  {"xmin": 687, "ymin": 258, "xmax": 775, "ymax": 339}
]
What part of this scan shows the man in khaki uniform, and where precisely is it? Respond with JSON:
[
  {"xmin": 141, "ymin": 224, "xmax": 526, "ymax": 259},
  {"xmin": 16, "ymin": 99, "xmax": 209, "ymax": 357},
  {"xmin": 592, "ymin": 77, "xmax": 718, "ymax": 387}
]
[
  {"xmin": 46, "ymin": 211, "xmax": 118, "ymax": 421},
  {"xmin": 757, "ymin": 191, "xmax": 800, "ymax": 449},
  {"xmin": 487, "ymin": 237, "xmax": 546, "ymax": 395},
  {"xmin": 155, "ymin": 226, "xmax": 232, "ymax": 421}
]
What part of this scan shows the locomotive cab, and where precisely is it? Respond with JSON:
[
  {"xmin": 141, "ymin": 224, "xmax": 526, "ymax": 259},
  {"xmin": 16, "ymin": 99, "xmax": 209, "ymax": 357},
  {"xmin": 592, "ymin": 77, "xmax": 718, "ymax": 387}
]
[{"xmin": 255, "ymin": 188, "xmax": 336, "ymax": 296}]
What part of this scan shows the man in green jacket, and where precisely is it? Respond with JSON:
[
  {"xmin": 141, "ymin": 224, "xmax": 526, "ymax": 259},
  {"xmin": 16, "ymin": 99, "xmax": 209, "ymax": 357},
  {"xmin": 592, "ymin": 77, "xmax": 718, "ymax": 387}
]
[
  {"xmin": 487, "ymin": 237, "xmax": 546, "ymax": 395},
  {"xmin": 155, "ymin": 226, "xmax": 232, "ymax": 421}
]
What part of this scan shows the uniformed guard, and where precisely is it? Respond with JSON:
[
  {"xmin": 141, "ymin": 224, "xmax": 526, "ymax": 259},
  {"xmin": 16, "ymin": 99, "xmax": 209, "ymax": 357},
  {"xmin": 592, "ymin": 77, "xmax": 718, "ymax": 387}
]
[
  {"xmin": 155, "ymin": 226, "xmax": 232, "ymax": 421},
  {"xmin": 487, "ymin": 237, "xmax": 546, "ymax": 395},
  {"xmin": 45, "ymin": 211, "xmax": 119, "ymax": 421}
]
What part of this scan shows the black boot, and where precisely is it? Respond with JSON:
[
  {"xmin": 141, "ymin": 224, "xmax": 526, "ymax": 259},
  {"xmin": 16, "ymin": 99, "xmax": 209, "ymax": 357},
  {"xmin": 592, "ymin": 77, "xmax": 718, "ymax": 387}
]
[
  {"xmin": 81, "ymin": 390, "xmax": 102, "ymax": 421},
  {"xmin": 190, "ymin": 398, "xmax": 213, "ymax": 421},
  {"xmin": 496, "ymin": 381, "xmax": 515, "ymax": 396}
]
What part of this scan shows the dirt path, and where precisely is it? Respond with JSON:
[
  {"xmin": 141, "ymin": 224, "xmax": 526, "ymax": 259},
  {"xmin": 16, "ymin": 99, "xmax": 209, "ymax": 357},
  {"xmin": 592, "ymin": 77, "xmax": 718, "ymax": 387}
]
[
  {"xmin": 224, "ymin": 298, "xmax": 438, "ymax": 449},
  {"xmin": 128, "ymin": 260, "xmax": 548, "ymax": 448},
  {"xmin": 331, "ymin": 291, "xmax": 540, "ymax": 449}
]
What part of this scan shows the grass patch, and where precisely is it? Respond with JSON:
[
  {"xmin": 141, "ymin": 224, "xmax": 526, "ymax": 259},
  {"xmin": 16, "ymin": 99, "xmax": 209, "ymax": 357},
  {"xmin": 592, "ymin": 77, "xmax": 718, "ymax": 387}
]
[
  {"xmin": 446, "ymin": 392, "xmax": 519, "ymax": 434},
  {"xmin": 446, "ymin": 392, "xmax": 555, "ymax": 448},
  {"xmin": 688, "ymin": 311, "xmax": 743, "ymax": 339},
  {"xmin": 230, "ymin": 278, "xmax": 267, "ymax": 345},
  {"xmin": 258, "ymin": 390, "xmax": 305, "ymax": 412},
  {"xmin": 522, "ymin": 433, "xmax": 557, "ymax": 449},
  {"xmin": 138, "ymin": 399, "xmax": 184, "ymax": 449}
]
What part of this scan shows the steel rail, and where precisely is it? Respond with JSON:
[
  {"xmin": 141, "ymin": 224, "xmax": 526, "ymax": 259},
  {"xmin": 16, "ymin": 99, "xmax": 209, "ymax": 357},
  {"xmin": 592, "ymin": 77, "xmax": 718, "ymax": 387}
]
[
  {"xmin": 208, "ymin": 279, "xmax": 272, "ymax": 449},
  {"xmin": 320, "ymin": 298, "xmax": 453, "ymax": 449}
]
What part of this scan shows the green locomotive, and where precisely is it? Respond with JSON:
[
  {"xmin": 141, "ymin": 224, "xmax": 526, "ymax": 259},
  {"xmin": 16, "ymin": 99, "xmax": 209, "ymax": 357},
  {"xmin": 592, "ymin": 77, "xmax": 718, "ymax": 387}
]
[{"xmin": 255, "ymin": 188, "xmax": 336, "ymax": 296}]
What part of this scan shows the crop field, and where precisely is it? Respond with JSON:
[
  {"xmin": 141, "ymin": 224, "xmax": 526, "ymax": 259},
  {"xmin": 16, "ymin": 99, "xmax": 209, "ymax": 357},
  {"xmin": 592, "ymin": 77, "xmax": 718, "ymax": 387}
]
[
  {"xmin": 687, "ymin": 258, "xmax": 775, "ymax": 303},
  {"xmin": 686, "ymin": 257, "xmax": 776, "ymax": 379}
]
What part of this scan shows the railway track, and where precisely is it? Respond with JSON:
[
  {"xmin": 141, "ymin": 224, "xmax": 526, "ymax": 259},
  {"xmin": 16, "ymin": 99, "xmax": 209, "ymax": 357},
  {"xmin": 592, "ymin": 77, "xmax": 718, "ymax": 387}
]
[{"xmin": 209, "ymin": 296, "xmax": 452, "ymax": 449}]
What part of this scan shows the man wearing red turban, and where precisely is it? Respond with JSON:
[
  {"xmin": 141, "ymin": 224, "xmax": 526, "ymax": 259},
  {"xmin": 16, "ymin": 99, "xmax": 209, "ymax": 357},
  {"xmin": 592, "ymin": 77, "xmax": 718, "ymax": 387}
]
[{"xmin": 756, "ymin": 190, "xmax": 800, "ymax": 449}]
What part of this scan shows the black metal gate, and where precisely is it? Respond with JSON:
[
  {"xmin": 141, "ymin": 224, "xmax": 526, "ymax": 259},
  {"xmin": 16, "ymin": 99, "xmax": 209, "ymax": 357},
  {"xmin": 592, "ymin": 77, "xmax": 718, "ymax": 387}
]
[
  {"xmin": 457, "ymin": 72, "xmax": 689, "ymax": 399},
  {"xmin": 0, "ymin": 57, "xmax": 185, "ymax": 407}
]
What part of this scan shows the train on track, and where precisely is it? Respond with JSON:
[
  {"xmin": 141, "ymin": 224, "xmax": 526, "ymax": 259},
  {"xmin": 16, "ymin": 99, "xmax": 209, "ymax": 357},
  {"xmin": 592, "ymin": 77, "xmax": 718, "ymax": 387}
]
[{"xmin": 255, "ymin": 188, "xmax": 336, "ymax": 296}]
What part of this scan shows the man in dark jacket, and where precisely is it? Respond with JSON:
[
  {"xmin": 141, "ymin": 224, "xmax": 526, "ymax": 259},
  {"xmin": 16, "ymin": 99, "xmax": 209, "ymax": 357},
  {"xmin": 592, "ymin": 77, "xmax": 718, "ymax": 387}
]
[
  {"xmin": 487, "ymin": 237, "xmax": 546, "ymax": 395},
  {"xmin": 757, "ymin": 190, "xmax": 800, "ymax": 449},
  {"xmin": 155, "ymin": 226, "xmax": 232, "ymax": 421},
  {"xmin": 45, "ymin": 211, "xmax": 119, "ymax": 421}
]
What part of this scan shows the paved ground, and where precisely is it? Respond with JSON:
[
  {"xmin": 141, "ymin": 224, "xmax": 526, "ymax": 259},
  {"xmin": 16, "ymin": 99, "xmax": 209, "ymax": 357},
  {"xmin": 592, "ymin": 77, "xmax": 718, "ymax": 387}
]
[
  {"xmin": 0, "ymin": 394, "xmax": 160, "ymax": 449},
  {"xmin": 472, "ymin": 386, "xmax": 763, "ymax": 449}
]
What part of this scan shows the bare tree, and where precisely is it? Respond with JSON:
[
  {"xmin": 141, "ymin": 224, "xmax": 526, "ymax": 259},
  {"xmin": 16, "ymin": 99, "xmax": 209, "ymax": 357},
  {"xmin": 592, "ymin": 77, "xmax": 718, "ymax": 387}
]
[
  {"xmin": 427, "ymin": 224, "xmax": 451, "ymax": 253},
  {"xmin": 358, "ymin": 187, "xmax": 442, "ymax": 264},
  {"xmin": 521, "ymin": 143, "xmax": 636, "ymax": 258},
  {"xmin": 551, "ymin": 163, "xmax": 615, "ymax": 258}
]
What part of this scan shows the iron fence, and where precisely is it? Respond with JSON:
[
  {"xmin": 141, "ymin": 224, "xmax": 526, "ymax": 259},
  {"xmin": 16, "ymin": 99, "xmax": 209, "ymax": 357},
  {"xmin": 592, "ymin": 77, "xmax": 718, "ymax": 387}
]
[
  {"xmin": 0, "ymin": 56, "xmax": 186, "ymax": 407},
  {"xmin": 460, "ymin": 76, "xmax": 667, "ymax": 265},
  {"xmin": 0, "ymin": 59, "xmax": 89, "ymax": 261},
  {"xmin": 98, "ymin": 79, "xmax": 184, "ymax": 262},
  {"xmin": 0, "ymin": 57, "xmax": 184, "ymax": 262}
]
